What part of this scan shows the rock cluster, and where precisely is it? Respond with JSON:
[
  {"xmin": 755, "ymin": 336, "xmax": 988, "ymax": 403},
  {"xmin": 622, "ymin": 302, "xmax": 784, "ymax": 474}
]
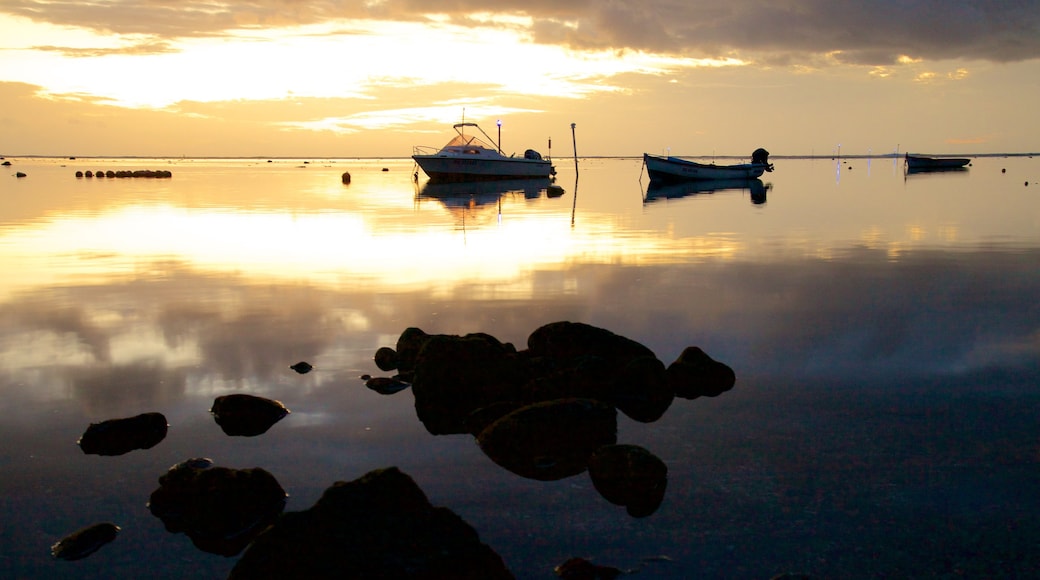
[
  {"xmin": 76, "ymin": 169, "xmax": 173, "ymax": 178},
  {"xmin": 370, "ymin": 320, "xmax": 736, "ymax": 516}
]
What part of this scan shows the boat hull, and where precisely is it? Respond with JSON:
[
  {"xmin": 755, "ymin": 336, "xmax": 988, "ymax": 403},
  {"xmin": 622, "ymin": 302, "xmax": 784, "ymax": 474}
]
[
  {"xmin": 644, "ymin": 153, "xmax": 770, "ymax": 182},
  {"xmin": 413, "ymin": 155, "xmax": 553, "ymax": 182},
  {"xmin": 904, "ymin": 155, "xmax": 971, "ymax": 170}
]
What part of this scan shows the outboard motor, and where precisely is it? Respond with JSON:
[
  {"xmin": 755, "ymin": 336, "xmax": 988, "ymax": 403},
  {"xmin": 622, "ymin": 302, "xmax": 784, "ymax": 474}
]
[
  {"xmin": 524, "ymin": 149, "xmax": 543, "ymax": 160},
  {"xmin": 751, "ymin": 147, "xmax": 773, "ymax": 171}
]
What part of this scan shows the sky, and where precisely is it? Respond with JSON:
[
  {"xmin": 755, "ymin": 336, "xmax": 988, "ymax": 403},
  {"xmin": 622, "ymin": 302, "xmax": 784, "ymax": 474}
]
[{"xmin": 1, "ymin": 1, "xmax": 1038, "ymax": 158}]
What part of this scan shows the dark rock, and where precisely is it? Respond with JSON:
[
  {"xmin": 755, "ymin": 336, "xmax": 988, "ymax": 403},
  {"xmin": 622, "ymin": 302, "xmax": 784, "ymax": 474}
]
[
  {"xmin": 148, "ymin": 461, "xmax": 286, "ymax": 556},
  {"xmin": 477, "ymin": 398, "xmax": 617, "ymax": 481},
  {"xmin": 75, "ymin": 171, "xmax": 83, "ymax": 177},
  {"xmin": 229, "ymin": 467, "xmax": 513, "ymax": 579},
  {"xmin": 364, "ymin": 376, "xmax": 410, "ymax": 395},
  {"xmin": 394, "ymin": 326, "xmax": 430, "ymax": 377},
  {"xmin": 666, "ymin": 346, "xmax": 736, "ymax": 399},
  {"xmin": 289, "ymin": 361, "xmax": 313, "ymax": 374},
  {"xmin": 611, "ymin": 355, "xmax": 673, "ymax": 422},
  {"xmin": 210, "ymin": 393, "xmax": 289, "ymax": 436},
  {"xmin": 15, "ymin": 171, "xmax": 26, "ymax": 178},
  {"xmin": 527, "ymin": 321, "xmax": 655, "ymax": 365},
  {"xmin": 411, "ymin": 332, "xmax": 524, "ymax": 434},
  {"xmin": 588, "ymin": 444, "xmax": 667, "ymax": 517},
  {"xmin": 341, "ymin": 171, "xmax": 351, "ymax": 184},
  {"xmin": 374, "ymin": 346, "xmax": 398, "ymax": 371},
  {"xmin": 77, "ymin": 412, "xmax": 168, "ymax": 456},
  {"xmin": 50, "ymin": 522, "xmax": 120, "ymax": 561}
]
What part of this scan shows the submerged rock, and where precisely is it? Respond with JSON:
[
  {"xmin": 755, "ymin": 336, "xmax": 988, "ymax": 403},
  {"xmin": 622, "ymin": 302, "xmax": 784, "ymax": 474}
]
[
  {"xmin": 210, "ymin": 393, "xmax": 289, "ymax": 436},
  {"xmin": 77, "ymin": 412, "xmax": 168, "ymax": 456},
  {"xmin": 51, "ymin": 522, "xmax": 120, "ymax": 561},
  {"xmin": 147, "ymin": 461, "xmax": 286, "ymax": 556},
  {"xmin": 229, "ymin": 466, "xmax": 513, "ymax": 579}
]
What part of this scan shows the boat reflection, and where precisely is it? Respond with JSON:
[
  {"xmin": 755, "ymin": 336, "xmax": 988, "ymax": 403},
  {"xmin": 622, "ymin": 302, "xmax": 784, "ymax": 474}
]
[
  {"xmin": 417, "ymin": 177, "xmax": 562, "ymax": 206},
  {"xmin": 904, "ymin": 166, "xmax": 970, "ymax": 178},
  {"xmin": 644, "ymin": 177, "xmax": 768, "ymax": 205}
]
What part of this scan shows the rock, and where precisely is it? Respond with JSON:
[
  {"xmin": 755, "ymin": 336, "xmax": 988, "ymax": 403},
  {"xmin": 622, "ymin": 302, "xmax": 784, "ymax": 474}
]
[
  {"xmin": 289, "ymin": 361, "xmax": 313, "ymax": 374},
  {"xmin": 229, "ymin": 467, "xmax": 513, "ymax": 579},
  {"xmin": 148, "ymin": 461, "xmax": 286, "ymax": 556},
  {"xmin": 15, "ymin": 172, "xmax": 26, "ymax": 178},
  {"xmin": 77, "ymin": 412, "xmax": 168, "ymax": 456},
  {"xmin": 50, "ymin": 522, "xmax": 120, "ymax": 561},
  {"xmin": 341, "ymin": 171, "xmax": 351, "ymax": 184},
  {"xmin": 611, "ymin": 355, "xmax": 673, "ymax": 422},
  {"xmin": 411, "ymin": 332, "xmax": 524, "ymax": 434},
  {"xmin": 373, "ymin": 346, "xmax": 398, "ymax": 371},
  {"xmin": 527, "ymin": 321, "xmax": 655, "ymax": 365},
  {"xmin": 477, "ymin": 398, "xmax": 617, "ymax": 481},
  {"xmin": 587, "ymin": 444, "xmax": 667, "ymax": 517},
  {"xmin": 666, "ymin": 346, "xmax": 736, "ymax": 399},
  {"xmin": 210, "ymin": 394, "xmax": 290, "ymax": 436}
]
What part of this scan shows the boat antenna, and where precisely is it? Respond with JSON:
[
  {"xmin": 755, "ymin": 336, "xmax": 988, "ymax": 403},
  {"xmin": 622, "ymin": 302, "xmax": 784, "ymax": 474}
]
[{"xmin": 497, "ymin": 119, "xmax": 502, "ymax": 154}]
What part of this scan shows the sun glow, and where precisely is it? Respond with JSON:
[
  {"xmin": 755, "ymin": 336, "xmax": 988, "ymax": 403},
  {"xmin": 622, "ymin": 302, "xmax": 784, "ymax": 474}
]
[{"xmin": 0, "ymin": 13, "xmax": 741, "ymax": 110}]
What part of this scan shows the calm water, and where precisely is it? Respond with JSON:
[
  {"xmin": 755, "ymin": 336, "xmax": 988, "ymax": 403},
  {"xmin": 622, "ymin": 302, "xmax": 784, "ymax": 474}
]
[{"xmin": 2, "ymin": 155, "xmax": 1039, "ymax": 578}]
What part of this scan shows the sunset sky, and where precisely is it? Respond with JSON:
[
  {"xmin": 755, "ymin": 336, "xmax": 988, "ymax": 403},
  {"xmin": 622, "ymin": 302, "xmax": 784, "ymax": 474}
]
[{"xmin": 1, "ymin": 1, "xmax": 1038, "ymax": 158}]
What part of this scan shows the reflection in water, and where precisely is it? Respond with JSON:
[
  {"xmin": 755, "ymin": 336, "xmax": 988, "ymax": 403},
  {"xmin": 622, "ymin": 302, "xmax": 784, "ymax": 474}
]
[
  {"xmin": 644, "ymin": 178, "xmax": 769, "ymax": 204},
  {"xmin": 3, "ymin": 157, "xmax": 1040, "ymax": 578}
]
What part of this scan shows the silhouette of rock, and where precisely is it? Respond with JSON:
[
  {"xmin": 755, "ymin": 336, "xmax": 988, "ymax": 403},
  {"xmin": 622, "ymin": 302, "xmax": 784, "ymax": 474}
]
[
  {"xmin": 229, "ymin": 467, "xmax": 513, "ymax": 579},
  {"xmin": 147, "ymin": 461, "xmax": 286, "ymax": 556},
  {"xmin": 50, "ymin": 522, "xmax": 120, "ymax": 561},
  {"xmin": 587, "ymin": 444, "xmax": 667, "ymax": 517},
  {"xmin": 527, "ymin": 321, "xmax": 655, "ymax": 364},
  {"xmin": 77, "ymin": 412, "xmax": 168, "ymax": 456},
  {"xmin": 666, "ymin": 346, "xmax": 736, "ymax": 398},
  {"xmin": 210, "ymin": 394, "xmax": 289, "ymax": 436},
  {"xmin": 477, "ymin": 398, "xmax": 617, "ymax": 481},
  {"xmin": 373, "ymin": 346, "xmax": 397, "ymax": 371},
  {"xmin": 289, "ymin": 361, "xmax": 313, "ymax": 374},
  {"xmin": 341, "ymin": 171, "xmax": 351, "ymax": 184},
  {"xmin": 15, "ymin": 172, "xmax": 26, "ymax": 178},
  {"xmin": 411, "ymin": 332, "xmax": 524, "ymax": 435}
]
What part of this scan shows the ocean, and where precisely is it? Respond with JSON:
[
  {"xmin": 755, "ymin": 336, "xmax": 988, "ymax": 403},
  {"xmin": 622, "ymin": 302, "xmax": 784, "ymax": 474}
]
[{"xmin": 2, "ymin": 154, "xmax": 1039, "ymax": 578}]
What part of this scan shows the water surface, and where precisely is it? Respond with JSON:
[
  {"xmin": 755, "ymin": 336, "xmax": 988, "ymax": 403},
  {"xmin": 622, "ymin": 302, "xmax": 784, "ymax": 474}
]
[{"xmin": 1, "ymin": 155, "xmax": 1038, "ymax": 578}]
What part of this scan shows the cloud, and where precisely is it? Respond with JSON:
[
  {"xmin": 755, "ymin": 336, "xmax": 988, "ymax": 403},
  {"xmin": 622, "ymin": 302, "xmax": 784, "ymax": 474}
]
[{"xmin": 4, "ymin": 0, "xmax": 1039, "ymax": 64}]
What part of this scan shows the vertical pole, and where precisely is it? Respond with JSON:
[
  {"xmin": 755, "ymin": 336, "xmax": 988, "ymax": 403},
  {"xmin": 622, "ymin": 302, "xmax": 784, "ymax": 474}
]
[{"xmin": 570, "ymin": 123, "xmax": 578, "ymax": 174}]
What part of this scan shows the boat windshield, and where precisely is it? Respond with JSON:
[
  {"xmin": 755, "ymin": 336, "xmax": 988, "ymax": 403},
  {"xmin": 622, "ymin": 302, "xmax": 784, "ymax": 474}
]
[{"xmin": 443, "ymin": 133, "xmax": 496, "ymax": 151}]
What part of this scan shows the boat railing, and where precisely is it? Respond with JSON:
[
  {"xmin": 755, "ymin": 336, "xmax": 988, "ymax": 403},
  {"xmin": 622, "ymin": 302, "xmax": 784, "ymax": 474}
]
[{"xmin": 413, "ymin": 145, "xmax": 441, "ymax": 156}]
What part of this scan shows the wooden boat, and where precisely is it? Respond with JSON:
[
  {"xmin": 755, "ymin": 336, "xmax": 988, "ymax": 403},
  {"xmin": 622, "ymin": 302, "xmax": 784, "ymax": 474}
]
[
  {"xmin": 413, "ymin": 123, "xmax": 555, "ymax": 182},
  {"xmin": 904, "ymin": 154, "xmax": 971, "ymax": 170},
  {"xmin": 643, "ymin": 148, "xmax": 773, "ymax": 182}
]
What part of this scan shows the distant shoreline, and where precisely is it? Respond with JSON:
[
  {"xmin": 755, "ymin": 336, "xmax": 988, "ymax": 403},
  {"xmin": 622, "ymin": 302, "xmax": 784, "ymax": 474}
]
[{"xmin": 2, "ymin": 152, "xmax": 1036, "ymax": 161}]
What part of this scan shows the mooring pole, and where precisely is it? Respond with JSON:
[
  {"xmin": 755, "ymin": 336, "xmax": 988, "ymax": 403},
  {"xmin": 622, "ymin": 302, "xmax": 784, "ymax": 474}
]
[{"xmin": 570, "ymin": 123, "xmax": 578, "ymax": 174}]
